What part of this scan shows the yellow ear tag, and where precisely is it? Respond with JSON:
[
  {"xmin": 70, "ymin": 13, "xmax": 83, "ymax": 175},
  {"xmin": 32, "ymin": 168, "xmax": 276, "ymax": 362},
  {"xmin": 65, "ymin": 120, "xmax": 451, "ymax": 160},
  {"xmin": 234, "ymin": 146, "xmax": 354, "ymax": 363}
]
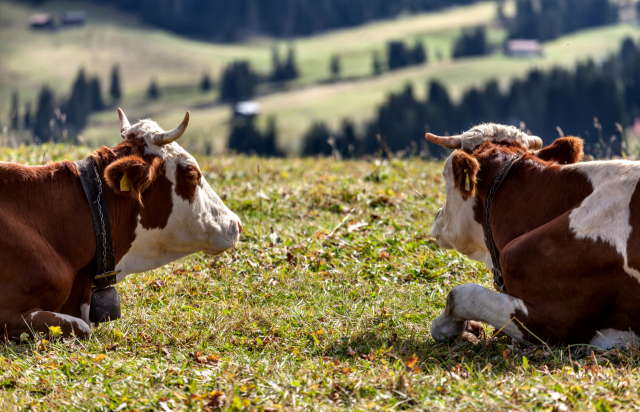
[
  {"xmin": 120, "ymin": 173, "xmax": 131, "ymax": 192},
  {"xmin": 464, "ymin": 169, "xmax": 471, "ymax": 191}
]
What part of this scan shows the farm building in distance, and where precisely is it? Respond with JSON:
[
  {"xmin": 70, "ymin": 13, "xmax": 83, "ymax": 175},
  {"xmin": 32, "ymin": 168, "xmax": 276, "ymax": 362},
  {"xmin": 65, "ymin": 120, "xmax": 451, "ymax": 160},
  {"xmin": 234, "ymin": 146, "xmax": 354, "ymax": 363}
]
[
  {"xmin": 62, "ymin": 11, "xmax": 86, "ymax": 27},
  {"xmin": 29, "ymin": 14, "xmax": 54, "ymax": 30},
  {"xmin": 505, "ymin": 39, "xmax": 542, "ymax": 58}
]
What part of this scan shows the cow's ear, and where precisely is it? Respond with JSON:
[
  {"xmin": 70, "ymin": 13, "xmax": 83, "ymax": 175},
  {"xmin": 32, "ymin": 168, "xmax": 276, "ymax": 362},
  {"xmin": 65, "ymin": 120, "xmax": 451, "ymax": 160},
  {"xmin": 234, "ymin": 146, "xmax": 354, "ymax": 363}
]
[
  {"xmin": 104, "ymin": 155, "xmax": 164, "ymax": 205},
  {"xmin": 535, "ymin": 137, "xmax": 583, "ymax": 164},
  {"xmin": 451, "ymin": 150, "xmax": 480, "ymax": 198}
]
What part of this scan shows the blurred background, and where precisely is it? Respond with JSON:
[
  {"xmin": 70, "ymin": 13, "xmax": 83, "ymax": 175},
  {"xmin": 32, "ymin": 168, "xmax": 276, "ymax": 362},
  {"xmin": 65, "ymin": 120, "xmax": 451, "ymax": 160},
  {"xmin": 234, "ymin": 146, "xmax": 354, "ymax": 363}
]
[{"xmin": 1, "ymin": 0, "xmax": 639, "ymax": 158}]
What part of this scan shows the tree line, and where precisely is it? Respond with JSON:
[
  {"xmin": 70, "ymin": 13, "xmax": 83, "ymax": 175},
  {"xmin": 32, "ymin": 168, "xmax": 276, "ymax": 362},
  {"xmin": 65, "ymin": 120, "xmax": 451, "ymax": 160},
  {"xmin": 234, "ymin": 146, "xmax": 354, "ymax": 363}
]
[
  {"xmin": 302, "ymin": 36, "xmax": 640, "ymax": 159},
  {"xmin": 19, "ymin": 0, "xmax": 480, "ymax": 42},
  {"xmin": 509, "ymin": 0, "xmax": 618, "ymax": 41},
  {"xmin": 8, "ymin": 65, "xmax": 122, "ymax": 143}
]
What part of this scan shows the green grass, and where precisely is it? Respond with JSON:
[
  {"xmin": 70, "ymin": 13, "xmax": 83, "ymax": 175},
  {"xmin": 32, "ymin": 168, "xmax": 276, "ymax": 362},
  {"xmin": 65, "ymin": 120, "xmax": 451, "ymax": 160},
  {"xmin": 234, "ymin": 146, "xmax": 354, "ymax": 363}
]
[{"xmin": 1, "ymin": 143, "xmax": 640, "ymax": 411}]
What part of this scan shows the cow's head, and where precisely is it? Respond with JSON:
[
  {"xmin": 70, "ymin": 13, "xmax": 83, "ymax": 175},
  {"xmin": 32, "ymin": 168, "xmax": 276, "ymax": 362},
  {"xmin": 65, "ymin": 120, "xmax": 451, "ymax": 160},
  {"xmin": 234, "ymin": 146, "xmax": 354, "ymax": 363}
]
[
  {"xmin": 101, "ymin": 109, "xmax": 242, "ymax": 279},
  {"xmin": 427, "ymin": 124, "xmax": 583, "ymax": 266}
]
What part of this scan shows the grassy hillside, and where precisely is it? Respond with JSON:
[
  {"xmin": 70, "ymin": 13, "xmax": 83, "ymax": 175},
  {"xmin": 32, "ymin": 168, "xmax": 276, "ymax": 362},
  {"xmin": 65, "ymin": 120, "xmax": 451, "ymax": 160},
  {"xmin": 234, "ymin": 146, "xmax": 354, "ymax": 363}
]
[
  {"xmin": 0, "ymin": 144, "xmax": 639, "ymax": 411},
  {"xmin": 2, "ymin": 0, "xmax": 640, "ymax": 154}
]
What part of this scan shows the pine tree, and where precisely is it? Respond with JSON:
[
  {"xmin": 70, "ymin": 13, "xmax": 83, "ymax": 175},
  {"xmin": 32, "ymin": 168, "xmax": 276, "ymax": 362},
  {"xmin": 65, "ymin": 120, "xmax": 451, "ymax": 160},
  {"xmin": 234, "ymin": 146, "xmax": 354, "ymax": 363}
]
[
  {"xmin": 200, "ymin": 72, "xmax": 213, "ymax": 92},
  {"xmin": 65, "ymin": 69, "xmax": 91, "ymax": 130},
  {"xmin": 262, "ymin": 116, "xmax": 279, "ymax": 156},
  {"xmin": 284, "ymin": 45, "xmax": 299, "ymax": 80},
  {"xmin": 410, "ymin": 40, "xmax": 427, "ymax": 65},
  {"xmin": 147, "ymin": 78, "xmax": 160, "ymax": 100},
  {"xmin": 387, "ymin": 41, "xmax": 408, "ymax": 70},
  {"xmin": 270, "ymin": 44, "xmax": 283, "ymax": 81},
  {"xmin": 302, "ymin": 122, "xmax": 333, "ymax": 156},
  {"xmin": 33, "ymin": 86, "xmax": 56, "ymax": 143},
  {"xmin": 372, "ymin": 52, "xmax": 383, "ymax": 76},
  {"xmin": 23, "ymin": 101, "xmax": 32, "ymax": 130},
  {"xmin": 89, "ymin": 77, "xmax": 105, "ymax": 111},
  {"xmin": 330, "ymin": 54, "xmax": 341, "ymax": 78},
  {"xmin": 110, "ymin": 65, "xmax": 122, "ymax": 103},
  {"xmin": 220, "ymin": 61, "xmax": 257, "ymax": 102},
  {"xmin": 9, "ymin": 91, "xmax": 19, "ymax": 130}
]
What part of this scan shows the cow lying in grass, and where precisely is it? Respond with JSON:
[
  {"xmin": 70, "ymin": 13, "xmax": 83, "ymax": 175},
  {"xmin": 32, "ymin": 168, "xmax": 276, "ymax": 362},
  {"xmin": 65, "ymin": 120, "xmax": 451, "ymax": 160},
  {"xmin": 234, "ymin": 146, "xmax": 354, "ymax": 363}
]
[
  {"xmin": 428, "ymin": 124, "xmax": 640, "ymax": 349},
  {"xmin": 0, "ymin": 109, "xmax": 242, "ymax": 340}
]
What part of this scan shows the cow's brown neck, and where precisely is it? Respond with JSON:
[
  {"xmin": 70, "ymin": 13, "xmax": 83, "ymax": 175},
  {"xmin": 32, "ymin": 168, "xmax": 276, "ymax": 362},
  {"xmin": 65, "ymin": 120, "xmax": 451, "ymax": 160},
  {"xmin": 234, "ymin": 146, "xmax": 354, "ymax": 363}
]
[{"xmin": 473, "ymin": 151, "xmax": 593, "ymax": 253}]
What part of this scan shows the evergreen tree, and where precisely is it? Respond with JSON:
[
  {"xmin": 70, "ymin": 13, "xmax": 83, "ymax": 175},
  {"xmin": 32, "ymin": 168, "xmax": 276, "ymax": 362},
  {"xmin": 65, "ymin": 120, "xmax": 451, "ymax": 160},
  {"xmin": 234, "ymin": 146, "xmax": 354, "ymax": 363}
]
[
  {"xmin": 387, "ymin": 41, "xmax": 408, "ymax": 70},
  {"xmin": 64, "ymin": 69, "xmax": 91, "ymax": 130},
  {"xmin": 330, "ymin": 54, "xmax": 341, "ymax": 78},
  {"xmin": 9, "ymin": 91, "xmax": 19, "ymax": 130},
  {"xmin": 227, "ymin": 115, "xmax": 280, "ymax": 156},
  {"xmin": 283, "ymin": 45, "xmax": 299, "ymax": 80},
  {"xmin": 453, "ymin": 27, "xmax": 487, "ymax": 58},
  {"xmin": 200, "ymin": 72, "xmax": 213, "ymax": 92},
  {"xmin": 262, "ymin": 116, "xmax": 279, "ymax": 156},
  {"xmin": 89, "ymin": 77, "xmax": 105, "ymax": 111},
  {"xmin": 33, "ymin": 86, "xmax": 56, "ymax": 142},
  {"xmin": 410, "ymin": 40, "xmax": 427, "ymax": 65},
  {"xmin": 147, "ymin": 78, "xmax": 160, "ymax": 100},
  {"xmin": 302, "ymin": 122, "xmax": 333, "ymax": 156},
  {"xmin": 23, "ymin": 101, "xmax": 32, "ymax": 130},
  {"xmin": 110, "ymin": 65, "xmax": 122, "ymax": 103},
  {"xmin": 338, "ymin": 119, "xmax": 358, "ymax": 158},
  {"xmin": 372, "ymin": 52, "xmax": 383, "ymax": 76},
  {"xmin": 220, "ymin": 61, "xmax": 258, "ymax": 102}
]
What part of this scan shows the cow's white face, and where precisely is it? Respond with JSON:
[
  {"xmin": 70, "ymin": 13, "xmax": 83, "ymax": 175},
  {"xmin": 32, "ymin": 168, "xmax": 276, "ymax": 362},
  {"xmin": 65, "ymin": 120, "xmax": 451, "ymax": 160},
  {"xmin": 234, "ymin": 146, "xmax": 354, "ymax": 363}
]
[
  {"xmin": 430, "ymin": 154, "xmax": 491, "ymax": 267},
  {"xmin": 106, "ymin": 113, "xmax": 242, "ymax": 280}
]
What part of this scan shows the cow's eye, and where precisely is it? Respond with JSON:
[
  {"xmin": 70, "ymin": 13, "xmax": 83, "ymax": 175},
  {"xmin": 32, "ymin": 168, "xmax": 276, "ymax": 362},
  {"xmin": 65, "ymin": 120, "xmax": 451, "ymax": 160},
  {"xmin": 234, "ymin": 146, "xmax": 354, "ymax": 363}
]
[{"xmin": 184, "ymin": 166, "xmax": 202, "ymax": 182}]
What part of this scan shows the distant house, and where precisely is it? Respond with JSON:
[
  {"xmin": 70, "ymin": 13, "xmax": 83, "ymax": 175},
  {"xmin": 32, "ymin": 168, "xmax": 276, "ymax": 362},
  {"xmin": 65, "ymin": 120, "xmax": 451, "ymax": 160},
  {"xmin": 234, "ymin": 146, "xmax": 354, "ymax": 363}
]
[
  {"xmin": 29, "ymin": 14, "xmax": 54, "ymax": 30},
  {"xmin": 505, "ymin": 40, "xmax": 542, "ymax": 58},
  {"xmin": 234, "ymin": 101, "xmax": 262, "ymax": 118},
  {"xmin": 62, "ymin": 11, "xmax": 86, "ymax": 27}
]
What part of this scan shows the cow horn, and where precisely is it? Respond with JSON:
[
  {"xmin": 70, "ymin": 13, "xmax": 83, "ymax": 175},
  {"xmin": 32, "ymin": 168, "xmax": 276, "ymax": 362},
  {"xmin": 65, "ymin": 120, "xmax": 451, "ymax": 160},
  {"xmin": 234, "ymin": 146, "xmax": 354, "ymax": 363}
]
[
  {"xmin": 118, "ymin": 108, "xmax": 131, "ymax": 135},
  {"xmin": 155, "ymin": 112, "xmax": 190, "ymax": 146},
  {"xmin": 526, "ymin": 135, "xmax": 543, "ymax": 150},
  {"xmin": 425, "ymin": 133, "xmax": 462, "ymax": 149}
]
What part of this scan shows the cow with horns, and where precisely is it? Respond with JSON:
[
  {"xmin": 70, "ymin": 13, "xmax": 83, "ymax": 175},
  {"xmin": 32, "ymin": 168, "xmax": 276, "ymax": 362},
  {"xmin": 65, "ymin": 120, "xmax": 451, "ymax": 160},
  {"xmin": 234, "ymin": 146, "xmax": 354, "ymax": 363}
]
[
  {"xmin": 0, "ymin": 109, "xmax": 242, "ymax": 340},
  {"xmin": 428, "ymin": 124, "xmax": 640, "ymax": 348}
]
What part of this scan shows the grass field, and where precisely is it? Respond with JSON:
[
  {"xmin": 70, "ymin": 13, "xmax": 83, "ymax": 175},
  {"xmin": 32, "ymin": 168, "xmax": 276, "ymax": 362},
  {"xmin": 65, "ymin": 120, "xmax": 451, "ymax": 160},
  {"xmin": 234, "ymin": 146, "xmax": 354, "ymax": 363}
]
[
  {"xmin": 1, "ymin": 144, "xmax": 640, "ymax": 411},
  {"xmin": 3, "ymin": 0, "xmax": 640, "ymax": 154}
]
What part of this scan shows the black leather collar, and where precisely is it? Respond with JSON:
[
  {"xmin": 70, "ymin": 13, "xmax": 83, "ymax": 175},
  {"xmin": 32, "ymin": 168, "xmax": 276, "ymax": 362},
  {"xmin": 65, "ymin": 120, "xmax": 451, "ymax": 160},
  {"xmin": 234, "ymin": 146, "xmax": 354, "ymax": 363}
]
[
  {"xmin": 484, "ymin": 155, "xmax": 522, "ymax": 294},
  {"xmin": 75, "ymin": 157, "xmax": 120, "ymax": 289}
]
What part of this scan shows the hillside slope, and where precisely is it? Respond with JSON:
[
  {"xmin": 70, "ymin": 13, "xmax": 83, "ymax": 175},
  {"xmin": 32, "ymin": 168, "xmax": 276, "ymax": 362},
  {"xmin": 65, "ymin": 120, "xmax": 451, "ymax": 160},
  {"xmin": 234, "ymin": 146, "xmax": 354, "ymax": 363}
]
[{"xmin": 1, "ymin": 0, "xmax": 639, "ymax": 153}]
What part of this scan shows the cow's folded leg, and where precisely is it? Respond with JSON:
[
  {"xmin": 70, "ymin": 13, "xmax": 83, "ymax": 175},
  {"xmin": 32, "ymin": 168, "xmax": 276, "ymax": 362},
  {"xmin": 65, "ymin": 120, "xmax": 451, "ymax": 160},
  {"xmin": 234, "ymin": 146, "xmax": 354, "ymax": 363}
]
[
  {"xmin": 7, "ymin": 310, "xmax": 92, "ymax": 340},
  {"xmin": 431, "ymin": 284, "xmax": 529, "ymax": 342}
]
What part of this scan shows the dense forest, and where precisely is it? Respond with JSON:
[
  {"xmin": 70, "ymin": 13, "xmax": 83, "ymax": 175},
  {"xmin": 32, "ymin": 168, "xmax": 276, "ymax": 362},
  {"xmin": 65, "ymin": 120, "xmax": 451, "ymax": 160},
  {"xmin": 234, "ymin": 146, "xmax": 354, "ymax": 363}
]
[
  {"xmin": 509, "ymin": 0, "xmax": 618, "ymax": 41},
  {"xmin": 21, "ymin": 0, "xmax": 480, "ymax": 41},
  {"xmin": 300, "ymin": 36, "xmax": 640, "ymax": 159}
]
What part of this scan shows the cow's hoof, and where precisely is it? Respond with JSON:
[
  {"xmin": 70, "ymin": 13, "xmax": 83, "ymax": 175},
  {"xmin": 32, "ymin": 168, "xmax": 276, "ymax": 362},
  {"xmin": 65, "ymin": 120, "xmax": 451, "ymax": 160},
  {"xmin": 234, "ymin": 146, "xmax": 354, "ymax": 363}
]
[
  {"xmin": 464, "ymin": 320, "xmax": 483, "ymax": 338},
  {"xmin": 431, "ymin": 315, "xmax": 464, "ymax": 342},
  {"xmin": 90, "ymin": 287, "xmax": 121, "ymax": 323}
]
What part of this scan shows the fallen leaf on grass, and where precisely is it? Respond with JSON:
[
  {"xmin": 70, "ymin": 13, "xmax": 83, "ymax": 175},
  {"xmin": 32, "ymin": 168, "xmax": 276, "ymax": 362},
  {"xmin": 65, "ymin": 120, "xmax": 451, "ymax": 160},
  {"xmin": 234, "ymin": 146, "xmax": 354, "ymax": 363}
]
[
  {"xmin": 204, "ymin": 391, "xmax": 226, "ymax": 410},
  {"xmin": 106, "ymin": 343, "xmax": 118, "ymax": 352},
  {"xmin": 157, "ymin": 343, "xmax": 169, "ymax": 356},
  {"xmin": 147, "ymin": 279, "xmax": 165, "ymax": 291},
  {"xmin": 189, "ymin": 352, "xmax": 220, "ymax": 365},
  {"xmin": 405, "ymin": 354, "xmax": 418, "ymax": 371},
  {"xmin": 93, "ymin": 354, "xmax": 107, "ymax": 363}
]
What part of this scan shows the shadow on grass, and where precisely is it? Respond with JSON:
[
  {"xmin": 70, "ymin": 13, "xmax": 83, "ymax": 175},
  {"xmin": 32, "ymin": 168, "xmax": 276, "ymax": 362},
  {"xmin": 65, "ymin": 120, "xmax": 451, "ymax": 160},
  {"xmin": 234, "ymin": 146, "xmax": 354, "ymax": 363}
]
[{"xmin": 320, "ymin": 329, "xmax": 640, "ymax": 374}]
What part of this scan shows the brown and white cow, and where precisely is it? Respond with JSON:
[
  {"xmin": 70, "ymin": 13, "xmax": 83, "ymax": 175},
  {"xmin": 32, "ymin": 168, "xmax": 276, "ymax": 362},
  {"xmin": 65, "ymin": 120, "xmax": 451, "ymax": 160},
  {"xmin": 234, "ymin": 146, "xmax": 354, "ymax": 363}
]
[
  {"xmin": 428, "ymin": 124, "xmax": 640, "ymax": 349},
  {"xmin": 0, "ymin": 109, "xmax": 242, "ymax": 340}
]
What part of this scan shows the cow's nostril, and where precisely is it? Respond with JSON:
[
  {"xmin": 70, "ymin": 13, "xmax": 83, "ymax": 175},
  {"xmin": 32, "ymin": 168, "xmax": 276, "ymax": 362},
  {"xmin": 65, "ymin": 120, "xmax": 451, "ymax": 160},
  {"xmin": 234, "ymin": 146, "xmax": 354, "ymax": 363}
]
[{"xmin": 238, "ymin": 221, "xmax": 243, "ymax": 234}]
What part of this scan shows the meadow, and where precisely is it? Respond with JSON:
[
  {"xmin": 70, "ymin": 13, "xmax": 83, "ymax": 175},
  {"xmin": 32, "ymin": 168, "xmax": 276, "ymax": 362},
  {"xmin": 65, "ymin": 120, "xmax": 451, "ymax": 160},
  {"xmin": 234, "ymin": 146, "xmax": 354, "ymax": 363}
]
[
  {"xmin": 2, "ymin": 0, "xmax": 640, "ymax": 153},
  {"xmin": 1, "ymin": 143, "xmax": 639, "ymax": 411}
]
